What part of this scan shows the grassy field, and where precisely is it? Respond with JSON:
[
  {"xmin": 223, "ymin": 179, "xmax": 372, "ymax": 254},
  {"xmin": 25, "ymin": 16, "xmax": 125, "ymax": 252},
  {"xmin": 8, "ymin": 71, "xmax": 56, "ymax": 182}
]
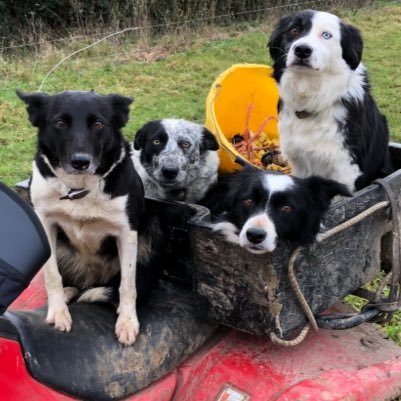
[
  {"xmin": 1, "ymin": 3, "xmax": 401, "ymax": 345},
  {"xmin": 1, "ymin": 3, "xmax": 401, "ymax": 186}
]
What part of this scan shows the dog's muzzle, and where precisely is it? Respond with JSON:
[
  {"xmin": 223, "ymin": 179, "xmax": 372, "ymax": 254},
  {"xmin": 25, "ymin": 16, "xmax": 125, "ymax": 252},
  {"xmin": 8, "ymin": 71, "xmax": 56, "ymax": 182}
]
[
  {"xmin": 161, "ymin": 166, "xmax": 179, "ymax": 180},
  {"xmin": 294, "ymin": 44, "xmax": 313, "ymax": 60},
  {"xmin": 70, "ymin": 153, "xmax": 91, "ymax": 171},
  {"xmin": 63, "ymin": 153, "xmax": 97, "ymax": 175},
  {"xmin": 288, "ymin": 43, "xmax": 313, "ymax": 68},
  {"xmin": 246, "ymin": 227, "xmax": 267, "ymax": 245}
]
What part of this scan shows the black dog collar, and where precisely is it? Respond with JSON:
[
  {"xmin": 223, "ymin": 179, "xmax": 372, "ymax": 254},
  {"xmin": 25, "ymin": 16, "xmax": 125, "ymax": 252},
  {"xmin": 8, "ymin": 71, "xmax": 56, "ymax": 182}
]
[
  {"xmin": 295, "ymin": 109, "xmax": 316, "ymax": 119},
  {"xmin": 60, "ymin": 188, "xmax": 90, "ymax": 201}
]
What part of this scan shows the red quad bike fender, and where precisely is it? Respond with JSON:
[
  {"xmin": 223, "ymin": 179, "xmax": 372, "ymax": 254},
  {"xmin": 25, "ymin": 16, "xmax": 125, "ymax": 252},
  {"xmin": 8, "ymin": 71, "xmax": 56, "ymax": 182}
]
[{"xmin": 2, "ymin": 270, "xmax": 401, "ymax": 401}]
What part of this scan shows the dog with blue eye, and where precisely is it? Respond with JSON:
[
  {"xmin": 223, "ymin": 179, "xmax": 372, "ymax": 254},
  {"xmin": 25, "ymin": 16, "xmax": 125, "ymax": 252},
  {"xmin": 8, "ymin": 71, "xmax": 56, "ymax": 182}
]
[
  {"xmin": 268, "ymin": 10, "xmax": 392, "ymax": 192},
  {"xmin": 132, "ymin": 119, "xmax": 219, "ymax": 203}
]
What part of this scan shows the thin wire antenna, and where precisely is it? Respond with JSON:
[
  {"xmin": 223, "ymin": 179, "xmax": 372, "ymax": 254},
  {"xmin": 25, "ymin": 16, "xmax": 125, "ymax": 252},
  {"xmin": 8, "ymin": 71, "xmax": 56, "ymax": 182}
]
[{"xmin": 38, "ymin": 27, "xmax": 139, "ymax": 92}]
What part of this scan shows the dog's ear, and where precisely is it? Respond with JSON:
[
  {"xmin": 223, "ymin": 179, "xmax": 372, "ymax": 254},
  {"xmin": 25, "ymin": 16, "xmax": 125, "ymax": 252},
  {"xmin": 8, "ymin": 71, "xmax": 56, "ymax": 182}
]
[
  {"xmin": 340, "ymin": 22, "xmax": 363, "ymax": 70},
  {"xmin": 268, "ymin": 24, "xmax": 284, "ymax": 63},
  {"xmin": 268, "ymin": 13, "xmax": 294, "ymax": 62},
  {"xmin": 16, "ymin": 90, "xmax": 50, "ymax": 127},
  {"xmin": 267, "ymin": 16, "xmax": 291, "ymax": 81},
  {"xmin": 306, "ymin": 176, "xmax": 352, "ymax": 211},
  {"xmin": 200, "ymin": 128, "xmax": 219, "ymax": 152},
  {"xmin": 107, "ymin": 94, "xmax": 134, "ymax": 129},
  {"xmin": 133, "ymin": 126, "xmax": 147, "ymax": 150}
]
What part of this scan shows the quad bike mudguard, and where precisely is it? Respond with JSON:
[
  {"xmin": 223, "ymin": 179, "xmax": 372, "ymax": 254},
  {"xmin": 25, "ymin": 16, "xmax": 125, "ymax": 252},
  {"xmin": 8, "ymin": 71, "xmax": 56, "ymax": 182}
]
[{"xmin": 0, "ymin": 180, "xmax": 50, "ymax": 315}]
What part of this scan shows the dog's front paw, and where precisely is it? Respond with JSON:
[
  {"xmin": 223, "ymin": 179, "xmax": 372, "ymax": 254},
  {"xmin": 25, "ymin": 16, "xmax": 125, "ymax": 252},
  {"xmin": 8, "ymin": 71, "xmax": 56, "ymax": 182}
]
[
  {"xmin": 115, "ymin": 313, "xmax": 139, "ymax": 346},
  {"xmin": 211, "ymin": 221, "xmax": 240, "ymax": 244},
  {"xmin": 46, "ymin": 304, "xmax": 73, "ymax": 332}
]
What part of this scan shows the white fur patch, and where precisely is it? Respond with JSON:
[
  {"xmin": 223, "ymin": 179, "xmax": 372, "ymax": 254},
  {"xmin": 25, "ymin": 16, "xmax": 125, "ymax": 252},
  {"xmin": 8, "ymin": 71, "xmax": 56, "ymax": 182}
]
[
  {"xmin": 211, "ymin": 221, "xmax": 240, "ymax": 245},
  {"xmin": 263, "ymin": 174, "xmax": 294, "ymax": 194},
  {"xmin": 77, "ymin": 287, "xmax": 113, "ymax": 303},
  {"xmin": 31, "ymin": 163, "xmax": 131, "ymax": 244},
  {"xmin": 279, "ymin": 103, "xmax": 362, "ymax": 191}
]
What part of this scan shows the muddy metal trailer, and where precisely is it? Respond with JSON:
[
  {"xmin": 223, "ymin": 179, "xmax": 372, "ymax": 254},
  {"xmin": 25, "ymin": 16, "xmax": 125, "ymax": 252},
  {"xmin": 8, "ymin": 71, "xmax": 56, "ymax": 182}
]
[
  {"xmin": 0, "ymin": 144, "xmax": 401, "ymax": 400},
  {"xmin": 190, "ymin": 144, "xmax": 401, "ymax": 341}
]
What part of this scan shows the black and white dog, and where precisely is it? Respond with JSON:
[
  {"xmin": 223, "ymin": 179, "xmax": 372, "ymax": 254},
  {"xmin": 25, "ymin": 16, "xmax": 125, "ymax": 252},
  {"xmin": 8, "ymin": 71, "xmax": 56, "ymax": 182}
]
[
  {"xmin": 268, "ymin": 10, "xmax": 393, "ymax": 192},
  {"xmin": 132, "ymin": 119, "xmax": 219, "ymax": 202},
  {"xmin": 18, "ymin": 90, "xmax": 144, "ymax": 345},
  {"xmin": 203, "ymin": 167, "xmax": 350, "ymax": 253}
]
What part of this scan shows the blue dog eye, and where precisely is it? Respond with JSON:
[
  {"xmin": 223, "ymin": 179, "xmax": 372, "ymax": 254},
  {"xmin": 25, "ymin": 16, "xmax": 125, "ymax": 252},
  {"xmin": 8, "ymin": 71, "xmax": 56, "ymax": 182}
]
[{"xmin": 322, "ymin": 32, "xmax": 332, "ymax": 39}]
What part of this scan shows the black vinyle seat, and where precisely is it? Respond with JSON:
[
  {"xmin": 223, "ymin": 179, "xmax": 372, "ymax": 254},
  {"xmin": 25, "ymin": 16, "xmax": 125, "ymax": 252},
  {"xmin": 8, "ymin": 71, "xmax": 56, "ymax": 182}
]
[{"xmin": 3, "ymin": 281, "xmax": 216, "ymax": 401}]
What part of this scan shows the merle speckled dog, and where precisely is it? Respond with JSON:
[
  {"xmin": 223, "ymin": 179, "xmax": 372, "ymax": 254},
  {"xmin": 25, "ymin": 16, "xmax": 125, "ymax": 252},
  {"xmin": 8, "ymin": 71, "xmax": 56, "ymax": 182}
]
[{"xmin": 132, "ymin": 119, "xmax": 219, "ymax": 203}]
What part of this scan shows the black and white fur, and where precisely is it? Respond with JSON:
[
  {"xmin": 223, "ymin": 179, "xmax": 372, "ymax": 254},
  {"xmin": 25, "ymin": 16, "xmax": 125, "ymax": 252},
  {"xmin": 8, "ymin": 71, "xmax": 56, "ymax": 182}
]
[
  {"xmin": 18, "ymin": 90, "xmax": 144, "ymax": 345},
  {"xmin": 132, "ymin": 119, "xmax": 219, "ymax": 202},
  {"xmin": 202, "ymin": 167, "xmax": 350, "ymax": 253},
  {"xmin": 268, "ymin": 10, "xmax": 392, "ymax": 192}
]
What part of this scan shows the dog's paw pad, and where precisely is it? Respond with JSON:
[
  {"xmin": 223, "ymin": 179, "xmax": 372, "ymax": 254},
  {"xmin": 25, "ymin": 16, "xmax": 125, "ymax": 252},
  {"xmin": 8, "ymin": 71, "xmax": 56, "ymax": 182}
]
[
  {"xmin": 63, "ymin": 286, "xmax": 79, "ymax": 303},
  {"xmin": 46, "ymin": 306, "xmax": 73, "ymax": 332},
  {"xmin": 115, "ymin": 314, "xmax": 139, "ymax": 346}
]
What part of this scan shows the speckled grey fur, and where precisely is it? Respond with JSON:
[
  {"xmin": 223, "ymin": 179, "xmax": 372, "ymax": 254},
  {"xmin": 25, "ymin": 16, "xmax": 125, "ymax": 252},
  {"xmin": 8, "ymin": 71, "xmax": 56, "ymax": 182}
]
[{"xmin": 132, "ymin": 119, "xmax": 219, "ymax": 203}]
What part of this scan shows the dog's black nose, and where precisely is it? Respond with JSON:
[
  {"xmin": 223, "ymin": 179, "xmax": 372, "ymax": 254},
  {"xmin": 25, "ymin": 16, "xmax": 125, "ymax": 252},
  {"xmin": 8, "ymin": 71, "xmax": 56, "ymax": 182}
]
[
  {"xmin": 71, "ymin": 153, "xmax": 91, "ymax": 171},
  {"xmin": 162, "ymin": 166, "xmax": 179, "ymax": 179},
  {"xmin": 246, "ymin": 228, "xmax": 267, "ymax": 244},
  {"xmin": 294, "ymin": 44, "xmax": 313, "ymax": 59}
]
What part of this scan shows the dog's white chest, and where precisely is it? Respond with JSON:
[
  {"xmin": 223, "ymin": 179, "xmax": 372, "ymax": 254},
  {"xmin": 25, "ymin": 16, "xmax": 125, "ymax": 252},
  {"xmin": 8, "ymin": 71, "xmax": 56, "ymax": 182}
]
[
  {"xmin": 279, "ymin": 107, "xmax": 361, "ymax": 191},
  {"xmin": 31, "ymin": 166, "xmax": 129, "ymax": 254}
]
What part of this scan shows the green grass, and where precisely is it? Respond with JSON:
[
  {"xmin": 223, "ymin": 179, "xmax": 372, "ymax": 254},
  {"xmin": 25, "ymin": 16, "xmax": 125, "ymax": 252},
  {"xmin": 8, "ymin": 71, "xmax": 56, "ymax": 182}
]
[
  {"xmin": 346, "ymin": 272, "xmax": 401, "ymax": 345},
  {"xmin": 0, "ymin": 30, "xmax": 272, "ymax": 184},
  {"xmin": 1, "ymin": 3, "xmax": 401, "ymax": 346},
  {"xmin": 1, "ymin": 3, "xmax": 401, "ymax": 186}
]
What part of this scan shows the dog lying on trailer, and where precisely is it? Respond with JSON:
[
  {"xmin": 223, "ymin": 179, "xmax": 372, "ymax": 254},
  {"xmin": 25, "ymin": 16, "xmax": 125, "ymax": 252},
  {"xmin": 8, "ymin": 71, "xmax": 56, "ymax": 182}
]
[
  {"xmin": 202, "ymin": 166, "xmax": 350, "ymax": 253},
  {"xmin": 18, "ymin": 89, "xmax": 147, "ymax": 345}
]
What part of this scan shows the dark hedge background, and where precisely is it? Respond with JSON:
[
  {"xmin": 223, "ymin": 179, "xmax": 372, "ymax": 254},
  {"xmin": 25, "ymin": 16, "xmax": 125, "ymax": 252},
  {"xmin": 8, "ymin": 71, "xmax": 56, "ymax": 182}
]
[{"xmin": 0, "ymin": 0, "xmax": 372, "ymax": 49}]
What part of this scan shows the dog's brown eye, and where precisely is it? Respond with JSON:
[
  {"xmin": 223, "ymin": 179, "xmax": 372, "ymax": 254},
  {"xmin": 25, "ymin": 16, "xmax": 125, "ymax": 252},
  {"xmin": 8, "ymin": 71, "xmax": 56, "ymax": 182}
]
[
  {"xmin": 281, "ymin": 205, "xmax": 293, "ymax": 213},
  {"xmin": 180, "ymin": 141, "xmax": 191, "ymax": 148},
  {"xmin": 153, "ymin": 139, "xmax": 161, "ymax": 145},
  {"xmin": 54, "ymin": 120, "xmax": 66, "ymax": 129},
  {"xmin": 94, "ymin": 121, "xmax": 104, "ymax": 129},
  {"xmin": 289, "ymin": 26, "xmax": 300, "ymax": 36},
  {"xmin": 243, "ymin": 199, "xmax": 255, "ymax": 207}
]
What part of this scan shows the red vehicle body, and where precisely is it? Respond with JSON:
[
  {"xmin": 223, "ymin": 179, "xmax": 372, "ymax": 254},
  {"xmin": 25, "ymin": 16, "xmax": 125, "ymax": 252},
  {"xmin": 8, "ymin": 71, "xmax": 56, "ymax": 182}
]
[{"xmin": 1, "ymin": 270, "xmax": 401, "ymax": 401}]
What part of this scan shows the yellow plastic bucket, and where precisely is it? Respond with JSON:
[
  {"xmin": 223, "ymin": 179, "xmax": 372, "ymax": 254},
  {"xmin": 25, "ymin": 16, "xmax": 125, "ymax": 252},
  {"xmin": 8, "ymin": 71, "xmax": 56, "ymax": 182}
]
[{"xmin": 205, "ymin": 64, "xmax": 280, "ymax": 173}]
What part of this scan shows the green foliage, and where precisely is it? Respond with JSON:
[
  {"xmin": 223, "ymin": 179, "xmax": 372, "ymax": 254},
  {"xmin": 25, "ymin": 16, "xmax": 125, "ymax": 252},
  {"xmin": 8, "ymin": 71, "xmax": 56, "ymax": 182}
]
[
  {"xmin": 0, "ymin": 0, "xmax": 371, "ymax": 49},
  {"xmin": 1, "ymin": 3, "xmax": 401, "ymax": 186}
]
